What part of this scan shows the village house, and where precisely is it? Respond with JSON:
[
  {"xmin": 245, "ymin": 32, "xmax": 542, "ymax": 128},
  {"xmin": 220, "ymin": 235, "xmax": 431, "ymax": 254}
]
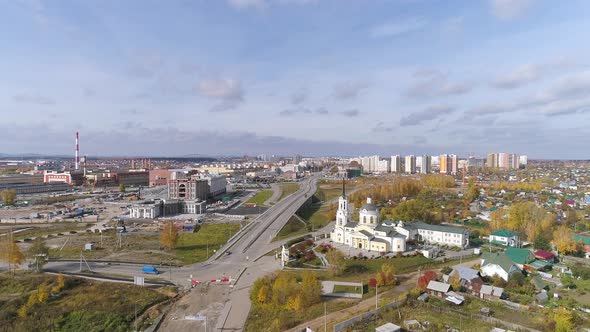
[{"xmin": 481, "ymin": 252, "xmax": 519, "ymax": 281}]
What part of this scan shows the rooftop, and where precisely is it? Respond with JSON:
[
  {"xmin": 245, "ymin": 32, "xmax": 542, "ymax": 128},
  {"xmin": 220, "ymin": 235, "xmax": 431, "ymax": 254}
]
[{"xmin": 491, "ymin": 229, "xmax": 517, "ymax": 237}]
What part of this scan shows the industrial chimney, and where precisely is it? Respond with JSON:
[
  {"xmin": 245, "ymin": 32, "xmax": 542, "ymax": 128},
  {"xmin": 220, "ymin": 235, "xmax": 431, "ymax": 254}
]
[{"xmin": 75, "ymin": 131, "xmax": 80, "ymax": 170}]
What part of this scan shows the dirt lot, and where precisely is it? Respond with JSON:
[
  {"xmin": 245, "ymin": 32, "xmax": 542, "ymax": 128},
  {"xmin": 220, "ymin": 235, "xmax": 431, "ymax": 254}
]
[{"xmin": 159, "ymin": 283, "xmax": 230, "ymax": 331}]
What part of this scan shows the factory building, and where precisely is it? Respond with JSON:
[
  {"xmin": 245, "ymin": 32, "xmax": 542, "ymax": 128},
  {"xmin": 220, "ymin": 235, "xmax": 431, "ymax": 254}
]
[{"xmin": 43, "ymin": 171, "xmax": 72, "ymax": 184}]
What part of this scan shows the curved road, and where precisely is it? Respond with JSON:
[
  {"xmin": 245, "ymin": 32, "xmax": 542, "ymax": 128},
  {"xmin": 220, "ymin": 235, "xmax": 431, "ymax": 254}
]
[{"xmin": 45, "ymin": 174, "xmax": 320, "ymax": 332}]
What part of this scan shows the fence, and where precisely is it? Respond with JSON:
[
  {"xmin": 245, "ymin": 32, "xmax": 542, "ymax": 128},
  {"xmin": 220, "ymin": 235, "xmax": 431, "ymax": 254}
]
[{"xmin": 333, "ymin": 300, "xmax": 401, "ymax": 332}]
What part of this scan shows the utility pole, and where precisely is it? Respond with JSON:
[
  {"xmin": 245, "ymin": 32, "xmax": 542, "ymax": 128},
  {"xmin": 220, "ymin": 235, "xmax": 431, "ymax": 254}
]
[
  {"xmin": 375, "ymin": 283, "xmax": 378, "ymax": 309},
  {"xmin": 324, "ymin": 302, "xmax": 327, "ymax": 332}
]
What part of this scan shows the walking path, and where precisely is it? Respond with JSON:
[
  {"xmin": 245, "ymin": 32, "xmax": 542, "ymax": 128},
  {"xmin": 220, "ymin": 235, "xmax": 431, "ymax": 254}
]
[{"xmin": 263, "ymin": 183, "xmax": 282, "ymax": 206}]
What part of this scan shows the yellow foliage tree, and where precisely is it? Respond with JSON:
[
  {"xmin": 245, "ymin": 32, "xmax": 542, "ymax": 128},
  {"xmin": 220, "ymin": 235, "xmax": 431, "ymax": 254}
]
[
  {"xmin": 377, "ymin": 262, "xmax": 397, "ymax": 286},
  {"xmin": 0, "ymin": 230, "xmax": 25, "ymax": 276},
  {"xmin": 554, "ymin": 307, "xmax": 574, "ymax": 332},
  {"xmin": 51, "ymin": 274, "xmax": 66, "ymax": 294},
  {"xmin": 286, "ymin": 293, "xmax": 303, "ymax": 311},
  {"xmin": 449, "ymin": 270, "xmax": 461, "ymax": 291},
  {"xmin": 301, "ymin": 271, "xmax": 322, "ymax": 307},
  {"xmin": 553, "ymin": 225, "xmax": 576, "ymax": 254},
  {"xmin": 160, "ymin": 221, "xmax": 178, "ymax": 250},
  {"xmin": 1, "ymin": 189, "xmax": 16, "ymax": 205},
  {"xmin": 37, "ymin": 283, "xmax": 50, "ymax": 303},
  {"xmin": 256, "ymin": 285, "xmax": 269, "ymax": 305}
]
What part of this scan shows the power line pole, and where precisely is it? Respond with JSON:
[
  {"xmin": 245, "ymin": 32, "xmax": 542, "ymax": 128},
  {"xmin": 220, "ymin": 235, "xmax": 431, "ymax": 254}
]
[{"xmin": 324, "ymin": 302, "xmax": 327, "ymax": 332}]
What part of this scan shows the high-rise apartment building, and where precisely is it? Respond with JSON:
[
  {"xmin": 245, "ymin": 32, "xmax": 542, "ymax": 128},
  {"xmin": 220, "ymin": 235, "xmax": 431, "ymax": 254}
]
[
  {"xmin": 439, "ymin": 154, "xmax": 458, "ymax": 175},
  {"xmin": 391, "ymin": 155, "xmax": 402, "ymax": 173},
  {"xmin": 376, "ymin": 159, "xmax": 391, "ymax": 173},
  {"xmin": 487, "ymin": 153, "xmax": 520, "ymax": 169},
  {"xmin": 420, "ymin": 155, "xmax": 432, "ymax": 174},
  {"xmin": 404, "ymin": 155, "xmax": 416, "ymax": 174}
]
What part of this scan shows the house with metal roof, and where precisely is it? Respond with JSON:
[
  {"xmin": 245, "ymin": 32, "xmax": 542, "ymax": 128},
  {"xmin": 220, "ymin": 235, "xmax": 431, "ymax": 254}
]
[
  {"xmin": 489, "ymin": 229, "xmax": 519, "ymax": 247},
  {"xmin": 505, "ymin": 247, "xmax": 535, "ymax": 268},
  {"xmin": 481, "ymin": 252, "xmax": 519, "ymax": 281},
  {"xmin": 426, "ymin": 280, "xmax": 451, "ymax": 297},
  {"xmin": 479, "ymin": 285, "xmax": 504, "ymax": 300}
]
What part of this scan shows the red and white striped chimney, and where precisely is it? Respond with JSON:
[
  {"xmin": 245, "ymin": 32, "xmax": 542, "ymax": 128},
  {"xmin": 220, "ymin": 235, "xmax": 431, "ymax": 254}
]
[{"xmin": 75, "ymin": 131, "xmax": 80, "ymax": 170}]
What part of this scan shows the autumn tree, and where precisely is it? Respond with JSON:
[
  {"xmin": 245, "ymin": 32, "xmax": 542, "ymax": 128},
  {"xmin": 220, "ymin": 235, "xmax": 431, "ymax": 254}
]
[
  {"xmin": 553, "ymin": 225, "xmax": 576, "ymax": 254},
  {"xmin": 301, "ymin": 271, "xmax": 322, "ymax": 307},
  {"xmin": 376, "ymin": 262, "xmax": 397, "ymax": 286},
  {"xmin": 28, "ymin": 237, "xmax": 49, "ymax": 272},
  {"xmin": 326, "ymin": 249, "xmax": 346, "ymax": 276},
  {"xmin": 554, "ymin": 307, "xmax": 575, "ymax": 332},
  {"xmin": 119, "ymin": 183, "xmax": 126, "ymax": 193},
  {"xmin": 271, "ymin": 272, "xmax": 298, "ymax": 306},
  {"xmin": 417, "ymin": 270, "xmax": 437, "ymax": 290},
  {"xmin": 1, "ymin": 189, "xmax": 16, "ymax": 205},
  {"xmin": 449, "ymin": 270, "xmax": 461, "ymax": 291},
  {"xmin": 0, "ymin": 230, "xmax": 25, "ymax": 276},
  {"xmin": 392, "ymin": 199, "xmax": 434, "ymax": 223},
  {"xmin": 160, "ymin": 221, "xmax": 179, "ymax": 250},
  {"xmin": 51, "ymin": 274, "xmax": 66, "ymax": 294}
]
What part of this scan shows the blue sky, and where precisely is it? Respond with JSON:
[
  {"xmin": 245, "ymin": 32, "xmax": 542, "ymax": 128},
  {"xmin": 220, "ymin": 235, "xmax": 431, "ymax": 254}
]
[{"xmin": 1, "ymin": 0, "xmax": 590, "ymax": 158}]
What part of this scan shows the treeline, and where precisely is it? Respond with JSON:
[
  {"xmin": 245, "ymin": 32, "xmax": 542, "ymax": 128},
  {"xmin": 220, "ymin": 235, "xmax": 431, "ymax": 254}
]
[
  {"xmin": 488, "ymin": 202, "xmax": 582, "ymax": 253},
  {"xmin": 488, "ymin": 181, "xmax": 544, "ymax": 192}
]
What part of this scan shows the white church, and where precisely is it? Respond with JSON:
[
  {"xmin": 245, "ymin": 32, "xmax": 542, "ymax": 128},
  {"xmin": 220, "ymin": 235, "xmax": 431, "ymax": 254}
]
[{"xmin": 330, "ymin": 181, "xmax": 469, "ymax": 253}]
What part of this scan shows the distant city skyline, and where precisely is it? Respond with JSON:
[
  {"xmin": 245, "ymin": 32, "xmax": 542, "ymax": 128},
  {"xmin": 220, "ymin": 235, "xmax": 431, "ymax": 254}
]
[{"xmin": 2, "ymin": 1, "xmax": 590, "ymax": 158}]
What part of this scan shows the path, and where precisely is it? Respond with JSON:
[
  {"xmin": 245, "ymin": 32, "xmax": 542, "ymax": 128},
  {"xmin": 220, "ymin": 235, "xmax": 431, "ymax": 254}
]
[
  {"xmin": 285, "ymin": 271, "xmax": 420, "ymax": 332},
  {"xmin": 263, "ymin": 183, "xmax": 282, "ymax": 206}
]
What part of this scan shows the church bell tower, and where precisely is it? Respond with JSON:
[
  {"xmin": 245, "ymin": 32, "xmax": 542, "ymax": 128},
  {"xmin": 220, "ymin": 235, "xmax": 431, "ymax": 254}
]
[{"xmin": 336, "ymin": 179, "xmax": 348, "ymax": 226}]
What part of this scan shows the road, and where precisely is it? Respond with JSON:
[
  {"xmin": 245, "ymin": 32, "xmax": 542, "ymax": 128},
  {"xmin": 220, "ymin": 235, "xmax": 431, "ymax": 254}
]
[{"xmin": 45, "ymin": 174, "xmax": 320, "ymax": 332}]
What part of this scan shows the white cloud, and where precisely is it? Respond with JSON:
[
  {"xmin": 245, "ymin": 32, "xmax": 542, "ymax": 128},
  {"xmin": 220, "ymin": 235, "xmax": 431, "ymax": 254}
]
[
  {"xmin": 369, "ymin": 18, "xmax": 427, "ymax": 38},
  {"xmin": 490, "ymin": 0, "xmax": 534, "ymax": 20},
  {"xmin": 493, "ymin": 64, "xmax": 541, "ymax": 89},
  {"xmin": 400, "ymin": 106, "xmax": 455, "ymax": 126},
  {"xmin": 197, "ymin": 78, "xmax": 244, "ymax": 101},
  {"xmin": 12, "ymin": 94, "xmax": 56, "ymax": 105},
  {"xmin": 332, "ymin": 81, "xmax": 369, "ymax": 100},
  {"xmin": 406, "ymin": 70, "xmax": 471, "ymax": 98}
]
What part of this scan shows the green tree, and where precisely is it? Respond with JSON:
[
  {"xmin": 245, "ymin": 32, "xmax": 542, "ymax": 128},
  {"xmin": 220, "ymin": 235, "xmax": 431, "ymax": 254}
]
[
  {"xmin": 1, "ymin": 189, "xmax": 16, "ymax": 205},
  {"xmin": 119, "ymin": 183, "xmax": 126, "ymax": 193},
  {"xmin": 326, "ymin": 249, "xmax": 346, "ymax": 276},
  {"xmin": 533, "ymin": 235, "xmax": 551, "ymax": 251},
  {"xmin": 392, "ymin": 199, "xmax": 434, "ymax": 223},
  {"xmin": 28, "ymin": 237, "xmax": 49, "ymax": 272}
]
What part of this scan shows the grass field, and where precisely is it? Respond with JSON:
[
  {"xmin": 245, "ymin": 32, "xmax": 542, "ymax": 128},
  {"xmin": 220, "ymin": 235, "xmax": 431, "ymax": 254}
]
[
  {"xmin": 273, "ymin": 216, "xmax": 307, "ymax": 242},
  {"xmin": 174, "ymin": 222, "xmax": 244, "ymax": 264},
  {"xmin": 0, "ymin": 273, "xmax": 170, "ymax": 332},
  {"xmin": 278, "ymin": 183, "xmax": 300, "ymax": 201},
  {"xmin": 245, "ymin": 190, "xmax": 273, "ymax": 206}
]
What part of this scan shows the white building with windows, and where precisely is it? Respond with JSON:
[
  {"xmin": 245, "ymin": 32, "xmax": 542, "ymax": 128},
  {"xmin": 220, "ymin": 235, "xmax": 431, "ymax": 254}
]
[{"xmin": 330, "ymin": 183, "xmax": 470, "ymax": 253}]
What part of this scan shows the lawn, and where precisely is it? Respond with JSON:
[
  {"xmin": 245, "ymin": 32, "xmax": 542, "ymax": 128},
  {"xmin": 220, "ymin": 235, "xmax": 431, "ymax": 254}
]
[
  {"xmin": 174, "ymin": 222, "xmax": 244, "ymax": 264},
  {"xmin": 278, "ymin": 182, "xmax": 300, "ymax": 201},
  {"xmin": 0, "ymin": 273, "xmax": 171, "ymax": 332},
  {"xmin": 333, "ymin": 284, "xmax": 365, "ymax": 294},
  {"xmin": 273, "ymin": 216, "xmax": 308, "ymax": 242},
  {"xmin": 245, "ymin": 190, "xmax": 273, "ymax": 206}
]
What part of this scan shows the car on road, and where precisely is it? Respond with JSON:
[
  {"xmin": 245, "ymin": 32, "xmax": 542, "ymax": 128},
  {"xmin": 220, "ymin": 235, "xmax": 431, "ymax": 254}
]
[{"xmin": 141, "ymin": 266, "xmax": 160, "ymax": 274}]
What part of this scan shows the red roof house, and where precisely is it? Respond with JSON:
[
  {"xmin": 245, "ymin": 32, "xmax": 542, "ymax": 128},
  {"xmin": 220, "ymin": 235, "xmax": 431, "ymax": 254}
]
[{"xmin": 534, "ymin": 250, "xmax": 555, "ymax": 262}]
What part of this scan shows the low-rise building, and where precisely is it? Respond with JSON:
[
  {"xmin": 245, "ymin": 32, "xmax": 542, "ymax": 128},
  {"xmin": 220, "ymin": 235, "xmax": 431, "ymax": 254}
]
[
  {"xmin": 490, "ymin": 229, "xmax": 519, "ymax": 247},
  {"xmin": 481, "ymin": 252, "xmax": 519, "ymax": 281},
  {"xmin": 426, "ymin": 280, "xmax": 451, "ymax": 298},
  {"xmin": 505, "ymin": 247, "xmax": 535, "ymax": 268}
]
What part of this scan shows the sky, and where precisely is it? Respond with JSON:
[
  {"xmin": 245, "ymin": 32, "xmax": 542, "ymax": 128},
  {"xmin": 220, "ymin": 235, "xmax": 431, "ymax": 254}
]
[{"xmin": 1, "ymin": 0, "xmax": 590, "ymax": 159}]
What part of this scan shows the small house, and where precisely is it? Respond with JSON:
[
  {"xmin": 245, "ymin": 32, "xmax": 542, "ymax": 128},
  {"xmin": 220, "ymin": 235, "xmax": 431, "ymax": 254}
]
[
  {"xmin": 480, "ymin": 285, "xmax": 504, "ymax": 300},
  {"xmin": 481, "ymin": 252, "xmax": 519, "ymax": 281},
  {"xmin": 505, "ymin": 247, "xmax": 535, "ymax": 268},
  {"xmin": 534, "ymin": 249, "xmax": 555, "ymax": 262},
  {"xmin": 426, "ymin": 280, "xmax": 451, "ymax": 298},
  {"xmin": 536, "ymin": 291, "xmax": 548, "ymax": 304},
  {"xmin": 375, "ymin": 323, "xmax": 401, "ymax": 332},
  {"xmin": 490, "ymin": 229, "xmax": 519, "ymax": 247}
]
